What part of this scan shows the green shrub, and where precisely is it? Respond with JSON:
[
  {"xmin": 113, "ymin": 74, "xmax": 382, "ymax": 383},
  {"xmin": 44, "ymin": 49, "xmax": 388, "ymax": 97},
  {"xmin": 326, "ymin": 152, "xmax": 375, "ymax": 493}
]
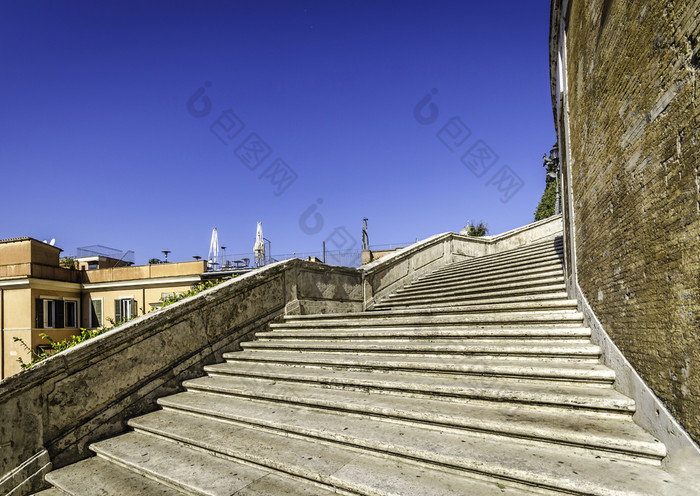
[
  {"xmin": 159, "ymin": 279, "xmax": 226, "ymax": 308},
  {"xmin": 13, "ymin": 327, "xmax": 110, "ymax": 370},
  {"xmin": 464, "ymin": 221, "xmax": 488, "ymax": 237}
]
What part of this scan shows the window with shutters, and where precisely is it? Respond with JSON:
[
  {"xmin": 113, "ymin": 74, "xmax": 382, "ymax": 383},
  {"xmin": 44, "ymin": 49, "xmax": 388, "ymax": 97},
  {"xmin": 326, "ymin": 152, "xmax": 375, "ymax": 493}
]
[
  {"xmin": 90, "ymin": 298, "xmax": 103, "ymax": 328},
  {"xmin": 114, "ymin": 297, "xmax": 135, "ymax": 323},
  {"xmin": 45, "ymin": 300, "xmax": 55, "ymax": 327},
  {"xmin": 35, "ymin": 298, "xmax": 43, "ymax": 328},
  {"xmin": 35, "ymin": 298, "xmax": 70, "ymax": 328},
  {"xmin": 34, "ymin": 299, "xmax": 65, "ymax": 328},
  {"xmin": 65, "ymin": 300, "xmax": 78, "ymax": 328}
]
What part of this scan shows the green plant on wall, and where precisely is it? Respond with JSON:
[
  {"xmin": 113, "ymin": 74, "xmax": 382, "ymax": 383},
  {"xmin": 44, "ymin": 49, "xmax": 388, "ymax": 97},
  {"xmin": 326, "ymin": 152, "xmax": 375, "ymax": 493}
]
[
  {"xmin": 13, "ymin": 327, "xmax": 111, "ymax": 370},
  {"xmin": 159, "ymin": 279, "xmax": 227, "ymax": 309}
]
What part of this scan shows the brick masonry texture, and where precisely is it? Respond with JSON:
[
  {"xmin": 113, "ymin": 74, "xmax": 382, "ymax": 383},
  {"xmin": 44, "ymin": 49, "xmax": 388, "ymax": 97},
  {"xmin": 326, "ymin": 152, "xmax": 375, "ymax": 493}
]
[{"xmin": 565, "ymin": 0, "xmax": 700, "ymax": 442}]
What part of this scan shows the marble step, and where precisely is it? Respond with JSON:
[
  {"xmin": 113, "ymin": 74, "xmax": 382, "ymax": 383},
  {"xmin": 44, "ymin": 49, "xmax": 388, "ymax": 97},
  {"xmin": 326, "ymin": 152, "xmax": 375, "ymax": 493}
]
[
  {"xmin": 128, "ymin": 410, "xmax": 542, "ymax": 496},
  {"xmin": 378, "ymin": 276, "xmax": 567, "ymax": 306},
  {"xmin": 240, "ymin": 338, "xmax": 602, "ymax": 359},
  {"xmin": 372, "ymin": 284, "xmax": 570, "ymax": 309},
  {"xmin": 203, "ymin": 361, "xmax": 636, "ymax": 413},
  {"xmin": 44, "ymin": 457, "xmax": 186, "ymax": 496},
  {"xmin": 373, "ymin": 291, "xmax": 571, "ymax": 310},
  {"xmin": 130, "ymin": 405, "xmax": 682, "ymax": 495},
  {"xmin": 421, "ymin": 245, "xmax": 563, "ymax": 281},
  {"xmin": 177, "ymin": 378, "xmax": 665, "ymax": 462},
  {"xmin": 222, "ymin": 350, "xmax": 613, "ymax": 383},
  {"xmin": 372, "ymin": 299, "xmax": 578, "ymax": 313},
  {"xmin": 90, "ymin": 431, "xmax": 342, "ymax": 495},
  {"xmin": 430, "ymin": 248, "xmax": 562, "ymax": 275},
  {"xmin": 442, "ymin": 239, "xmax": 562, "ymax": 269},
  {"xmin": 278, "ymin": 310, "xmax": 585, "ymax": 328},
  {"xmin": 402, "ymin": 264, "xmax": 564, "ymax": 293},
  {"xmin": 256, "ymin": 325, "xmax": 592, "ymax": 339},
  {"xmin": 30, "ymin": 489, "xmax": 67, "ymax": 496}
]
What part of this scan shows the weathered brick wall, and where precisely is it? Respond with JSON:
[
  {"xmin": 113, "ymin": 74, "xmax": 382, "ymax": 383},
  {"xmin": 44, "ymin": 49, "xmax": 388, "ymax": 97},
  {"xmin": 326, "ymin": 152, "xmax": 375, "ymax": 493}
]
[{"xmin": 565, "ymin": 0, "xmax": 700, "ymax": 442}]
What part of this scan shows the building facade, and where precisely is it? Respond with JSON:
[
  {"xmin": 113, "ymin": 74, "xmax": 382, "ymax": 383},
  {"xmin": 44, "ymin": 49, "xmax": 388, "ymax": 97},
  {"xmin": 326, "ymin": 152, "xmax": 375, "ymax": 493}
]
[{"xmin": 0, "ymin": 237, "xmax": 207, "ymax": 379}]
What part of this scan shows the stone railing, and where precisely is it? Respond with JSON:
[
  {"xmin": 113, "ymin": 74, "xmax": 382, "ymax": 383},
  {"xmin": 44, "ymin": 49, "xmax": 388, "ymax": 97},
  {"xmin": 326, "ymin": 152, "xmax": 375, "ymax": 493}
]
[
  {"xmin": 0, "ymin": 259, "xmax": 362, "ymax": 496},
  {"xmin": 361, "ymin": 215, "xmax": 562, "ymax": 308}
]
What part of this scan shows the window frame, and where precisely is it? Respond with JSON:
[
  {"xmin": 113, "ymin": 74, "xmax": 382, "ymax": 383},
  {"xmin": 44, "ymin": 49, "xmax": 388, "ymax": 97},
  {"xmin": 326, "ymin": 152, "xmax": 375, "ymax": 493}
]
[
  {"xmin": 44, "ymin": 299, "xmax": 56, "ymax": 328},
  {"xmin": 115, "ymin": 296, "xmax": 136, "ymax": 323},
  {"xmin": 90, "ymin": 298, "xmax": 103, "ymax": 329},
  {"xmin": 64, "ymin": 299, "xmax": 79, "ymax": 328}
]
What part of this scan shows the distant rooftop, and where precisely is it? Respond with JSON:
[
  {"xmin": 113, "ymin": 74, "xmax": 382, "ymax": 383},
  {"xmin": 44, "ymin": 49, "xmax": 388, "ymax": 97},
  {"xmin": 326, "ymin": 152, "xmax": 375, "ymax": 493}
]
[
  {"xmin": 0, "ymin": 237, "xmax": 62, "ymax": 251},
  {"xmin": 76, "ymin": 245, "xmax": 134, "ymax": 264},
  {"xmin": 0, "ymin": 236, "xmax": 37, "ymax": 244}
]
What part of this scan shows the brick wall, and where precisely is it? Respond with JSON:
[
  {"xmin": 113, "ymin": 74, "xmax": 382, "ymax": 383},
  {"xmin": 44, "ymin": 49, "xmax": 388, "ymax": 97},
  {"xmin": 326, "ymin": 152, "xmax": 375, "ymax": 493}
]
[{"xmin": 564, "ymin": 0, "xmax": 700, "ymax": 442}]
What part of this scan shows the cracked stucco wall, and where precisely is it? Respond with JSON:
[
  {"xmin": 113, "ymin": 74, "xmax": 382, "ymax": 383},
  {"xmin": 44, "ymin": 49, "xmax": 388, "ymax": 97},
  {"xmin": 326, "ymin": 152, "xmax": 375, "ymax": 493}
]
[{"xmin": 565, "ymin": 0, "xmax": 700, "ymax": 442}]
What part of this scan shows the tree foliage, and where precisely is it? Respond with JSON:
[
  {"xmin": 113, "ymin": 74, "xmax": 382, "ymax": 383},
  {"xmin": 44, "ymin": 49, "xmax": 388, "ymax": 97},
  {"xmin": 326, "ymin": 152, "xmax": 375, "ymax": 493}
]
[
  {"xmin": 534, "ymin": 180, "xmax": 558, "ymax": 220},
  {"xmin": 59, "ymin": 256, "xmax": 76, "ymax": 269},
  {"xmin": 464, "ymin": 221, "xmax": 488, "ymax": 237},
  {"xmin": 534, "ymin": 143, "xmax": 560, "ymax": 221}
]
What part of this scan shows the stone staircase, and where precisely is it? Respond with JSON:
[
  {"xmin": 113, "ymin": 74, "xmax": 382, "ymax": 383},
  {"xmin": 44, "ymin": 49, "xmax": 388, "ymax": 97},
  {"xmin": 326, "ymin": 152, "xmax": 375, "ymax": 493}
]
[{"xmin": 37, "ymin": 237, "xmax": 690, "ymax": 495}]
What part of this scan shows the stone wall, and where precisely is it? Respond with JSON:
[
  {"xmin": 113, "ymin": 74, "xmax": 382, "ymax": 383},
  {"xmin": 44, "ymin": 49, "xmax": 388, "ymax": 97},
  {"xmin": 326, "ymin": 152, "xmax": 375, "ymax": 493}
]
[{"xmin": 555, "ymin": 0, "xmax": 700, "ymax": 443}]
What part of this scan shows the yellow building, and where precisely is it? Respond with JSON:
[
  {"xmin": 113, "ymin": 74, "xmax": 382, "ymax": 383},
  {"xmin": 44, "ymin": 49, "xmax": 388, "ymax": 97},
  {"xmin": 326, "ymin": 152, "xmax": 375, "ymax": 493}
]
[{"xmin": 0, "ymin": 237, "xmax": 207, "ymax": 379}]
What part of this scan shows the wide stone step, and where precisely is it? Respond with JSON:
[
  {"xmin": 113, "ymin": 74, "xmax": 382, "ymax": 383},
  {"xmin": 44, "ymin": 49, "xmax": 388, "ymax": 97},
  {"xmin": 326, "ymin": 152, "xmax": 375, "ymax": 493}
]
[
  {"xmin": 128, "ymin": 409, "xmax": 538, "ymax": 496},
  {"xmin": 203, "ymin": 361, "xmax": 636, "ymax": 412},
  {"xmin": 90, "ymin": 431, "xmax": 338, "ymax": 495},
  {"xmin": 404, "ymin": 268, "xmax": 565, "ymax": 292},
  {"xmin": 222, "ymin": 350, "xmax": 612, "ymax": 383},
  {"xmin": 445, "ymin": 240, "xmax": 562, "ymax": 270},
  {"xmin": 45, "ymin": 457, "xmax": 186, "ymax": 496},
  {"xmin": 177, "ymin": 378, "xmax": 664, "ymax": 461},
  {"xmin": 423, "ymin": 246, "xmax": 563, "ymax": 281},
  {"xmin": 381, "ymin": 278, "xmax": 567, "ymax": 300},
  {"xmin": 373, "ymin": 291, "xmax": 570, "ymax": 309},
  {"xmin": 426, "ymin": 253, "xmax": 564, "ymax": 282},
  {"xmin": 405, "ymin": 264, "xmax": 564, "ymax": 292},
  {"xmin": 133, "ymin": 400, "xmax": 681, "ymax": 495},
  {"xmin": 373, "ymin": 295, "xmax": 572, "ymax": 311},
  {"xmin": 257, "ymin": 325, "xmax": 592, "ymax": 339},
  {"xmin": 379, "ymin": 276, "xmax": 567, "ymax": 306},
  {"xmin": 416, "ymin": 249, "xmax": 563, "ymax": 277},
  {"xmin": 372, "ymin": 284, "xmax": 570, "ymax": 309},
  {"xmin": 391, "ymin": 276, "xmax": 566, "ymax": 303},
  {"xmin": 241, "ymin": 338, "xmax": 601, "ymax": 359},
  {"xmin": 373, "ymin": 299, "xmax": 578, "ymax": 313},
  {"xmin": 278, "ymin": 310, "xmax": 585, "ymax": 328}
]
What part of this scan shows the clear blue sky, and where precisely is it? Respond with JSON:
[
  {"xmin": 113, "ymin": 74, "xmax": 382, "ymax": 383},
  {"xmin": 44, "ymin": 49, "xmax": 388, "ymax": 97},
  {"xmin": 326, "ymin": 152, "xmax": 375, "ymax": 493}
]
[{"xmin": 1, "ymin": 1, "xmax": 555, "ymax": 265}]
